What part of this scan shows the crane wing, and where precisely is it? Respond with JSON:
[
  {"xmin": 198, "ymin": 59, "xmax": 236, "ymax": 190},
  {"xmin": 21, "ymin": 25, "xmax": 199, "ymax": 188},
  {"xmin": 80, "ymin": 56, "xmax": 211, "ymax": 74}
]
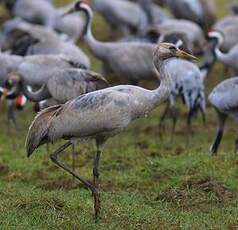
[
  {"xmin": 47, "ymin": 69, "xmax": 109, "ymax": 103},
  {"xmin": 47, "ymin": 88, "xmax": 131, "ymax": 143}
]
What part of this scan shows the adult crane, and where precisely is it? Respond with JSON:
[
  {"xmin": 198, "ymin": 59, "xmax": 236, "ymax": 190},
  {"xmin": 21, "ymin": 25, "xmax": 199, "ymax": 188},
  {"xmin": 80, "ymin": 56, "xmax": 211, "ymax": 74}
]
[{"xmin": 26, "ymin": 30, "xmax": 196, "ymax": 223}]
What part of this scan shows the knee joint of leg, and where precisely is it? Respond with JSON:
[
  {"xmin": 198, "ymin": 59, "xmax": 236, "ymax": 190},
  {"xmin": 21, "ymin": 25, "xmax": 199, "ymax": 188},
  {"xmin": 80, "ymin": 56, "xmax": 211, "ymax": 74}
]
[{"xmin": 50, "ymin": 154, "xmax": 57, "ymax": 162}]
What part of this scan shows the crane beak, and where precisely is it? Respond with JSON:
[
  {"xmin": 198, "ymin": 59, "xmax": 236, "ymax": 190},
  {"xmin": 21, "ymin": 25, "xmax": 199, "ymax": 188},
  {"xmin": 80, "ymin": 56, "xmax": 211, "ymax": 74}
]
[
  {"xmin": 176, "ymin": 50, "xmax": 198, "ymax": 60},
  {"xmin": 61, "ymin": 8, "xmax": 75, "ymax": 17}
]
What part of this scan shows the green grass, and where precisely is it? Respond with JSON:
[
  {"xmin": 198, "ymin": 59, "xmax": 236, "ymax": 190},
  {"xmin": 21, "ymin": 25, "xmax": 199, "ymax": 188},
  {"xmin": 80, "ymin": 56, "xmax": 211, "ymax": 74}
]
[{"xmin": 0, "ymin": 0, "xmax": 238, "ymax": 229}]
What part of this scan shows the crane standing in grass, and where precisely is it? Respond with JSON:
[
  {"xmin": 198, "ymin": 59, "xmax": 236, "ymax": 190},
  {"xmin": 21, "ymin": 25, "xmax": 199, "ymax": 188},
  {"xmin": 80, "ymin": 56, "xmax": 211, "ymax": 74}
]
[
  {"xmin": 26, "ymin": 38, "xmax": 196, "ymax": 220},
  {"xmin": 209, "ymin": 77, "xmax": 238, "ymax": 155}
]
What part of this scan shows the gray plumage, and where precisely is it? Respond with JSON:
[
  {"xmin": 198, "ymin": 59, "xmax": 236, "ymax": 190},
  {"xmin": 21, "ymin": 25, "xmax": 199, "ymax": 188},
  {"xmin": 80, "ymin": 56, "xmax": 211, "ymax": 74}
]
[
  {"xmin": 209, "ymin": 77, "xmax": 238, "ymax": 154},
  {"xmin": 11, "ymin": 0, "xmax": 55, "ymax": 28},
  {"xmin": 8, "ymin": 68, "xmax": 109, "ymax": 103},
  {"xmin": 26, "ymin": 42, "xmax": 193, "ymax": 220},
  {"xmin": 150, "ymin": 19, "xmax": 206, "ymax": 54},
  {"xmin": 0, "ymin": 19, "xmax": 90, "ymax": 68},
  {"xmin": 0, "ymin": 53, "xmax": 23, "ymax": 86},
  {"xmin": 4, "ymin": 0, "xmax": 86, "ymax": 41},
  {"xmin": 167, "ymin": 59, "xmax": 206, "ymax": 112},
  {"xmin": 41, "ymin": 69, "xmax": 109, "ymax": 103},
  {"xmin": 0, "ymin": 53, "xmax": 24, "ymax": 133},
  {"xmin": 66, "ymin": 2, "xmax": 157, "ymax": 83},
  {"xmin": 209, "ymin": 31, "xmax": 238, "ymax": 74},
  {"xmin": 159, "ymin": 58, "xmax": 206, "ymax": 134},
  {"xmin": 213, "ymin": 15, "xmax": 238, "ymax": 51},
  {"xmin": 17, "ymin": 54, "xmax": 86, "ymax": 87},
  {"xmin": 91, "ymin": 0, "xmax": 169, "ymax": 36},
  {"xmin": 54, "ymin": 6, "xmax": 85, "ymax": 42},
  {"xmin": 26, "ymin": 43, "xmax": 177, "ymax": 152},
  {"xmin": 165, "ymin": 0, "xmax": 216, "ymax": 30}
]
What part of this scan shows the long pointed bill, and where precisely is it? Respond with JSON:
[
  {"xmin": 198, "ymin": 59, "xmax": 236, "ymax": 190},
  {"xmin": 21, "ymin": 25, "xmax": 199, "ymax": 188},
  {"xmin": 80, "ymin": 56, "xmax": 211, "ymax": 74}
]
[{"xmin": 176, "ymin": 50, "xmax": 197, "ymax": 60}]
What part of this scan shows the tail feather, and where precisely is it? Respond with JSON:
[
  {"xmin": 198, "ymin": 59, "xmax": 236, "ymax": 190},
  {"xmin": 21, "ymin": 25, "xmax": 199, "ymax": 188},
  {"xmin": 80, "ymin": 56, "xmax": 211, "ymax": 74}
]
[{"xmin": 25, "ymin": 104, "xmax": 62, "ymax": 157}]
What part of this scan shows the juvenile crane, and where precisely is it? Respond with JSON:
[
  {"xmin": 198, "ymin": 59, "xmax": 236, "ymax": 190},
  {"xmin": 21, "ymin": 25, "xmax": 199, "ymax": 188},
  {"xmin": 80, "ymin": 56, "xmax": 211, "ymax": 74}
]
[
  {"xmin": 26, "ymin": 42, "xmax": 196, "ymax": 220},
  {"xmin": 209, "ymin": 77, "xmax": 238, "ymax": 155}
]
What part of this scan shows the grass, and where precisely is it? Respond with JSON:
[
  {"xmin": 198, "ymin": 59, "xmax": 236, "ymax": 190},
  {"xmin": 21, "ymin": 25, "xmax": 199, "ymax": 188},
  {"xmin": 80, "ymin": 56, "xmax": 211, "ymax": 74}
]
[{"xmin": 0, "ymin": 0, "xmax": 238, "ymax": 229}]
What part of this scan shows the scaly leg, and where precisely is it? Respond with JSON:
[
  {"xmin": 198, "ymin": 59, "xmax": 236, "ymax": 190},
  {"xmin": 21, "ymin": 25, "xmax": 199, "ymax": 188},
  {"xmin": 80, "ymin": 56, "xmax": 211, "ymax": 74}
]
[
  {"xmin": 93, "ymin": 139, "xmax": 105, "ymax": 222},
  {"xmin": 158, "ymin": 102, "xmax": 170, "ymax": 138},
  {"xmin": 72, "ymin": 143, "xmax": 76, "ymax": 183},
  {"xmin": 170, "ymin": 106, "xmax": 178, "ymax": 141},
  {"xmin": 50, "ymin": 141, "xmax": 99, "ymax": 220},
  {"xmin": 186, "ymin": 109, "xmax": 193, "ymax": 144},
  {"xmin": 210, "ymin": 112, "xmax": 227, "ymax": 155},
  {"xmin": 7, "ymin": 100, "xmax": 19, "ymax": 135}
]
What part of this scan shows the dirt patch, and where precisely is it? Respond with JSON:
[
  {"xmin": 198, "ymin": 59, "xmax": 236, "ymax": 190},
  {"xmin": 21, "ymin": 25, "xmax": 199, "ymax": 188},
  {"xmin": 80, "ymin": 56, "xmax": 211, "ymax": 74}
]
[
  {"xmin": 195, "ymin": 178, "xmax": 233, "ymax": 201},
  {"xmin": 156, "ymin": 178, "xmax": 235, "ymax": 209},
  {"xmin": 228, "ymin": 223, "xmax": 238, "ymax": 230},
  {"xmin": 0, "ymin": 163, "xmax": 9, "ymax": 176}
]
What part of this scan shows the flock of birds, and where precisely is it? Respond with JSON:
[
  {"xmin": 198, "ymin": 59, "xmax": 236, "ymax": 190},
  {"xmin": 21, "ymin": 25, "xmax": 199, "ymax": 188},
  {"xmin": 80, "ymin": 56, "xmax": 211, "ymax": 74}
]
[{"xmin": 0, "ymin": 0, "xmax": 238, "ymax": 221}]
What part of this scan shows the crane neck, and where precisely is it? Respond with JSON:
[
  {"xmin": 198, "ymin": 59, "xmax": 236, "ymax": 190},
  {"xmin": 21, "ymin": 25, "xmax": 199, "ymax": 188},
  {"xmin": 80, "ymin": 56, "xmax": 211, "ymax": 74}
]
[
  {"xmin": 80, "ymin": 5, "xmax": 108, "ymax": 59},
  {"xmin": 20, "ymin": 80, "xmax": 50, "ymax": 102},
  {"xmin": 212, "ymin": 35, "xmax": 229, "ymax": 64},
  {"xmin": 150, "ymin": 58, "xmax": 172, "ymax": 108},
  {"xmin": 214, "ymin": 46, "xmax": 229, "ymax": 64},
  {"xmin": 10, "ymin": 75, "xmax": 51, "ymax": 102}
]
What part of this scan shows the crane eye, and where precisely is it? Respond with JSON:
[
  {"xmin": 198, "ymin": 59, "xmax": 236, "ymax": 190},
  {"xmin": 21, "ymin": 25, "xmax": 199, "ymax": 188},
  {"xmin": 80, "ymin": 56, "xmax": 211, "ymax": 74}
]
[{"xmin": 169, "ymin": 46, "xmax": 177, "ymax": 51}]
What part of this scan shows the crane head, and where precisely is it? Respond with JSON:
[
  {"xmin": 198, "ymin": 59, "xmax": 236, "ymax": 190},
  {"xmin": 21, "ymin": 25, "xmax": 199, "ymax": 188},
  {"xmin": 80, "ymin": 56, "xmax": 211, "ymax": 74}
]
[
  {"xmin": 208, "ymin": 31, "xmax": 224, "ymax": 47},
  {"xmin": 5, "ymin": 72, "xmax": 21, "ymax": 87},
  {"xmin": 62, "ymin": 0, "xmax": 91, "ymax": 17},
  {"xmin": 154, "ymin": 43, "xmax": 197, "ymax": 61}
]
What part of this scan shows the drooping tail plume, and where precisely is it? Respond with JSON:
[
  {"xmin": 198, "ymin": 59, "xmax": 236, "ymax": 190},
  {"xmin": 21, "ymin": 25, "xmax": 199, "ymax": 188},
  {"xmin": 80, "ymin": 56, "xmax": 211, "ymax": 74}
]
[{"xmin": 26, "ymin": 105, "xmax": 62, "ymax": 157}]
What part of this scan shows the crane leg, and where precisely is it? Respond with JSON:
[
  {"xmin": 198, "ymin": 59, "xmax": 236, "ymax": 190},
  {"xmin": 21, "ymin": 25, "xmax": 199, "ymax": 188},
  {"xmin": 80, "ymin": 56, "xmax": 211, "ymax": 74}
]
[
  {"xmin": 186, "ymin": 109, "xmax": 193, "ymax": 144},
  {"xmin": 170, "ymin": 106, "xmax": 178, "ymax": 141},
  {"xmin": 7, "ymin": 101, "xmax": 19, "ymax": 135},
  {"xmin": 72, "ymin": 143, "xmax": 76, "ymax": 182},
  {"xmin": 158, "ymin": 102, "xmax": 169, "ymax": 138},
  {"xmin": 50, "ymin": 141, "xmax": 100, "ymax": 221},
  {"xmin": 210, "ymin": 112, "xmax": 227, "ymax": 155},
  {"xmin": 199, "ymin": 106, "xmax": 206, "ymax": 127},
  {"xmin": 93, "ymin": 139, "xmax": 104, "ymax": 222}
]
